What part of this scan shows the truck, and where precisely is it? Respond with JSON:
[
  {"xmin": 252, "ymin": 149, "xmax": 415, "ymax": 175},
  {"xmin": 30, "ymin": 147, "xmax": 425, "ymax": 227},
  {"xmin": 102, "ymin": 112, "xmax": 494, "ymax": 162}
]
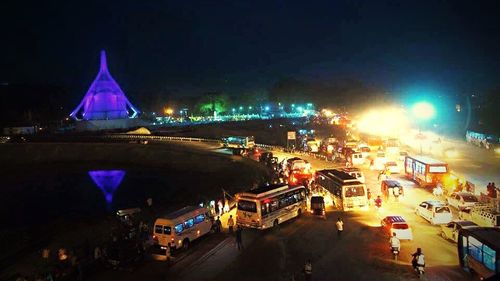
[
  {"xmin": 222, "ymin": 136, "xmax": 255, "ymax": 155},
  {"xmin": 458, "ymin": 202, "xmax": 500, "ymax": 227}
]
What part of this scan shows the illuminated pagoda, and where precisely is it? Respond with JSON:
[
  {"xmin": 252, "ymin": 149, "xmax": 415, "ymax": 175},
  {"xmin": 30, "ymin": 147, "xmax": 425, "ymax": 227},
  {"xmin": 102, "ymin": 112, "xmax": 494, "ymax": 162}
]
[{"xmin": 70, "ymin": 50, "xmax": 139, "ymax": 121}]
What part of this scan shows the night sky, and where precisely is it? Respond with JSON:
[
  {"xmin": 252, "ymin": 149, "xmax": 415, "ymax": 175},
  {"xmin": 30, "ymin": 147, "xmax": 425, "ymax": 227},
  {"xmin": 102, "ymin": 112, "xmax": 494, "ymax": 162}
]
[{"xmin": 2, "ymin": 0, "xmax": 500, "ymax": 99}]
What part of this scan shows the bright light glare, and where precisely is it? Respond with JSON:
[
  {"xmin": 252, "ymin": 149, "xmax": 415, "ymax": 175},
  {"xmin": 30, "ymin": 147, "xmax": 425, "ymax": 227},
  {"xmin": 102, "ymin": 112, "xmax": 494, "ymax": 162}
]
[
  {"xmin": 321, "ymin": 109, "xmax": 334, "ymax": 117},
  {"xmin": 357, "ymin": 107, "xmax": 409, "ymax": 137},
  {"xmin": 412, "ymin": 102, "xmax": 435, "ymax": 120}
]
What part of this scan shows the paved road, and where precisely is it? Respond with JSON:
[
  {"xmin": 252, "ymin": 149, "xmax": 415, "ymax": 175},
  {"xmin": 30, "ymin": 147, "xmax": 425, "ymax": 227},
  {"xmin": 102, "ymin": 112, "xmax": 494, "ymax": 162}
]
[
  {"xmin": 401, "ymin": 134, "xmax": 500, "ymax": 191},
  {"xmin": 173, "ymin": 148, "xmax": 474, "ymax": 281}
]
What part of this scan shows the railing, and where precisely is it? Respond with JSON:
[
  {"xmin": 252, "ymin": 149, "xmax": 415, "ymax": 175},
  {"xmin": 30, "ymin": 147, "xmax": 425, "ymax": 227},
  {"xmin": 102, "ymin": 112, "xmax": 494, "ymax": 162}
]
[
  {"xmin": 103, "ymin": 134, "xmax": 221, "ymax": 144},
  {"xmin": 103, "ymin": 134, "xmax": 334, "ymax": 161}
]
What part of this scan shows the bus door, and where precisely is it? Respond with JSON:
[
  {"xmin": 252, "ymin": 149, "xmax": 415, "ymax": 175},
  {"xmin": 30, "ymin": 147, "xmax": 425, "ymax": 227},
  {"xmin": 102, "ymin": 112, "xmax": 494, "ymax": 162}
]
[{"xmin": 412, "ymin": 161, "xmax": 416, "ymax": 181}]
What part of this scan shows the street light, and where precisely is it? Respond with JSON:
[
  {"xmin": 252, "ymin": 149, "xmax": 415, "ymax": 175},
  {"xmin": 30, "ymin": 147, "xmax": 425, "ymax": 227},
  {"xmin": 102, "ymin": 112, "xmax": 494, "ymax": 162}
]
[
  {"xmin": 412, "ymin": 102, "xmax": 435, "ymax": 120},
  {"xmin": 412, "ymin": 102, "xmax": 435, "ymax": 154}
]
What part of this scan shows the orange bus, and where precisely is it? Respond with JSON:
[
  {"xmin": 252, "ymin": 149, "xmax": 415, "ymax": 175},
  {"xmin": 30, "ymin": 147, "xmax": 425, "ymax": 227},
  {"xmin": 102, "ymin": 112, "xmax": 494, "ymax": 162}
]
[{"xmin": 404, "ymin": 155, "xmax": 448, "ymax": 187}]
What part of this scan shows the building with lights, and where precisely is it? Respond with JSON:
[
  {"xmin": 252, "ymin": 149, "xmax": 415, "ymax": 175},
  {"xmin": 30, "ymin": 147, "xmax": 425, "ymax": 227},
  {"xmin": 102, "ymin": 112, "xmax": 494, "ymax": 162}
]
[{"xmin": 70, "ymin": 50, "xmax": 145, "ymax": 131}]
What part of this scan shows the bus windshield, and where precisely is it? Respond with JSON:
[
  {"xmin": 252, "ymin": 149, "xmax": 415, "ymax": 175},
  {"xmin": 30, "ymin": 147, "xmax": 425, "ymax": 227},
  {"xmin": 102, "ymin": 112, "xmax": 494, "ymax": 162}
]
[
  {"xmin": 429, "ymin": 165, "xmax": 447, "ymax": 173},
  {"xmin": 238, "ymin": 200, "xmax": 257, "ymax": 213},
  {"xmin": 344, "ymin": 186, "xmax": 365, "ymax": 197}
]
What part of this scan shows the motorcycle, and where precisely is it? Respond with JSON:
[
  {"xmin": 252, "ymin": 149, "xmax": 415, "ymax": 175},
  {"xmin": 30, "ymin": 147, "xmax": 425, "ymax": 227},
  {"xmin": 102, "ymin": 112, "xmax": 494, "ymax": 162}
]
[
  {"xmin": 412, "ymin": 258, "xmax": 425, "ymax": 278},
  {"xmin": 391, "ymin": 246, "xmax": 399, "ymax": 261},
  {"xmin": 414, "ymin": 264, "xmax": 425, "ymax": 278}
]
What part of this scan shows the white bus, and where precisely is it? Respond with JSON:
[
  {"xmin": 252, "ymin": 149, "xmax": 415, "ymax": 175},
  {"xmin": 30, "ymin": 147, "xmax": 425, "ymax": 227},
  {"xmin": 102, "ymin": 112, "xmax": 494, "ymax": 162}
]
[
  {"xmin": 236, "ymin": 184, "xmax": 307, "ymax": 229},
  {"xmin": 153, "ymin": 206, "xmax": 212, "ymax": 250},
  {"xmin": 314, "ymin": 169, "xmax": 368, "ymax": 211}
]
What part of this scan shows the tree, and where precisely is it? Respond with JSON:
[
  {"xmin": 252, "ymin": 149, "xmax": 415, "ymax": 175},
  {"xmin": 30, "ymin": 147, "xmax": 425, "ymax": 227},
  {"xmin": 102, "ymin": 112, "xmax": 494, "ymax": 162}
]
[{"xmin": 195, "ymin": 92, "xmax": 229, "ymax": 116}]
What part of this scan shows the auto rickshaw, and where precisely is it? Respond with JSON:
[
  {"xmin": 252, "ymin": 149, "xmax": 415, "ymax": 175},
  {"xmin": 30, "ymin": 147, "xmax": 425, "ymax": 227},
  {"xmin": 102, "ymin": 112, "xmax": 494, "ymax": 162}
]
[{"xmin": 381, "ymin": 180, "xmax": 404, "ymax": 202}]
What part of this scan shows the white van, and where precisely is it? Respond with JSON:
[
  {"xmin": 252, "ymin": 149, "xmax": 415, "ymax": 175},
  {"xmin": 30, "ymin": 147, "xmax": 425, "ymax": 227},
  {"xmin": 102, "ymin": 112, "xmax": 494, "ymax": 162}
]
[
  {"xmin": 154, "ymin": 206, "xmax": 212, "ymax": 250},
  {"xmin": 351, "ymin": 152, "xmax": 365, "ymax": 166},
  {"xmin": 342, "ymin": 168, "xmax": 365, "ymax": 184},
  {"xmin": 415, "ymin": 201, "xmax": 452, "ymax": 225}
]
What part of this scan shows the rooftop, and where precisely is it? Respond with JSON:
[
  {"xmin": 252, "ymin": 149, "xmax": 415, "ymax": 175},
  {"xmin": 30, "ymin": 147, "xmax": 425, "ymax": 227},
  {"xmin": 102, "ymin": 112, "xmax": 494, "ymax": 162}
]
[{"xmin": 407, "ymin": 155, "xmax": 447, "ymax": 165}]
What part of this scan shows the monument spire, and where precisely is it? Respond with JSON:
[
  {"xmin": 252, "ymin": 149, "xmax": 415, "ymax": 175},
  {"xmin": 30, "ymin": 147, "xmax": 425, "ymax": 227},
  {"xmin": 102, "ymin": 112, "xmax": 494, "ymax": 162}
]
[{"xmin": 100, "ymin": 50, "xmax": 108, "ymax": 73}]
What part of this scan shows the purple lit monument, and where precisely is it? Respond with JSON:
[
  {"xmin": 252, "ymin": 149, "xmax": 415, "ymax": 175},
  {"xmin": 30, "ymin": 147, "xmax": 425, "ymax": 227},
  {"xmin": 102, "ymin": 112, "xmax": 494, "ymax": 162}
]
[
  {"xmin": 88, "ymin": 170, "xmax": 126, "ymax": 207},
  {"xmin": 70, "ymin": 51, "xmax": 139, "ymax": 120}
]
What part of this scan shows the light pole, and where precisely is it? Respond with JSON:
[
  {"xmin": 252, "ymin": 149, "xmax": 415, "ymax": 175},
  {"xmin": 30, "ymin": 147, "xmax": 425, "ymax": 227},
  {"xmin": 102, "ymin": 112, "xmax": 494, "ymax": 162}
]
[{"xmin": 412, "ymin": 102, "xmax": 435, "ymax": 154}]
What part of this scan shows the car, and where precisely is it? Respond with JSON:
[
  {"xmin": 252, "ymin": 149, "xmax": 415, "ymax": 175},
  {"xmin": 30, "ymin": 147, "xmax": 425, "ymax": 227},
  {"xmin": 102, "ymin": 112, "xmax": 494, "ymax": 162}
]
[
  {"xmin": 380, "ymin": 215, "xmax": 413, "ymax": 240},
  {"xmin": 447, "ymin": 192, "xmax": 479, "ymax": 210},
  {"xmin": 415, "ymin": 200, "xmax": 453, "ymax": 225},
  {"xmin": 342, "ymin": 167, "xmax": 365, "ymax": 183},
  {"xmin": 384, "ymin": 161, "xmax": 400, "ymax": 174},
  {"xmin": 440, "ymin": 220, "xmax": 478, "ymax": 243}
]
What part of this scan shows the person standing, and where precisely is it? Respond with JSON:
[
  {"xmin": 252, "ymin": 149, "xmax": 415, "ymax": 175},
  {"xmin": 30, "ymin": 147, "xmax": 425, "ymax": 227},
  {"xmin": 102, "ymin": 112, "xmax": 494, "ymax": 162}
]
[
  {"xmin": 336, "ymin": 217, "xmax": 344, "ymax": 238},
  {"xmin": 215, "ymin": 216, "xmax": 222, "ymax": 233},
  {"xmin": 235, "ymin": 226, "xmax": 243, "ymax": 250},
  {"xmin": 218, "ymin": 200, "xmax": 224, "ymax": 216},
  {"xmin": 304, "ymin": 259, "xmax": 312, "ymax": 281},
  {"xmin": 227, "ymin": 215, "xmax": 235, "ymax": 233}
]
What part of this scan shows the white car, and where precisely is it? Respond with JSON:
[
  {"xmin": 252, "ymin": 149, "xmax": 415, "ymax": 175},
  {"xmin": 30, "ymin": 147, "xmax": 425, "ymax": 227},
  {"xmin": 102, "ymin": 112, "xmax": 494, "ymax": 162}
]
[
  {"xmin": 415, "ymin": 200, "xmax": 453, "ymax": 225},
  {"xmin": 384, "ymin": 161, "xmax": 400, "ymax": 174},
  {"xmin": 381, "ymin": 215, "xmax": 413, "ymax": 240},
  {"xmin": 447, "ymin": 192, "xmax": 479, "ymax": 210}
]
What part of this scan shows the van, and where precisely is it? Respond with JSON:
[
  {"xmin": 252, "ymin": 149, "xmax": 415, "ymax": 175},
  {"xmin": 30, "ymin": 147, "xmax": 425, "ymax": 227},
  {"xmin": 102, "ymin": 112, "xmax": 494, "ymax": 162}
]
[
  {"xmin": 415, "ymin": 200, "xmax": 452, "ymax": 225},
  {"xmin": 153, "ymin": 206, "xmax": 212, "ymax": 250},
  {"xmin": 310, "ymin": 196, "xmax": 326, "ymax": 218},
  {"xmin": 342, "ymin": 168, "xmax": 365, "ymax": 183},
  {"xmin": 351, "ymin": 152, "xmax": 365, "ymax": 166}
]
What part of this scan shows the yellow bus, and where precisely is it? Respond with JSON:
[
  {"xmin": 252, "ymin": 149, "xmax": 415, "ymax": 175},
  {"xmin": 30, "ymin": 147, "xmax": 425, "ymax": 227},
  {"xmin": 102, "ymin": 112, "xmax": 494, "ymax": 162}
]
[{"xmin": 236, "ymin": 184, "xmax": 307, "ymax": 229}]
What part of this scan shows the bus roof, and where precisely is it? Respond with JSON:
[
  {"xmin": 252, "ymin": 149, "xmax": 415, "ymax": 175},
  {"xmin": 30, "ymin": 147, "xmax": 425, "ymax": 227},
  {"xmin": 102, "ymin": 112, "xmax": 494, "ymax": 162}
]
[
  {"xmin": 317, "ymin": 169, "xmax": 356, "ymax": 181},
  {"xmin": 406, "ymin": 155, "xmax": 447, "ymax": 165},
  {"xmin": 238, "ymin": 184, "xmax": 302, "ymax": 199},
  {"xmin": 461, "ymin": 227, "xmax": 500, "ymax": 251}
]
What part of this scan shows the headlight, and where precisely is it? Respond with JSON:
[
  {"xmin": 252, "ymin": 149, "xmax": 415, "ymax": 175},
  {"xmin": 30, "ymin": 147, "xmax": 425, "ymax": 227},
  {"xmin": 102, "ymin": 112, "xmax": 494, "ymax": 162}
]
[{"xmin": 495, "ymin": 147, "xmax": 500, "ymax": 154}]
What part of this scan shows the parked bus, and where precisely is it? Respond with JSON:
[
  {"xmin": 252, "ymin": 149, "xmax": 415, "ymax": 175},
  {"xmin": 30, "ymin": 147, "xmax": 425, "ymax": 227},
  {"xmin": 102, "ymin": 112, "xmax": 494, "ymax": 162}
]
[
  {"xmin": 458, "ymin": 227, "xmax": 500, "ymax": 279},
  {"xmin": 153, "ymin": 206, "xmax": 212, "ymax": 250},
  {"xmin": 313, "ymin": 169, "xmax": 368, "ymax": 211},
  {"xmin": 236, "ymin": 184, "xmax": 307, "ymax": 229},
  {"xmin": 404, "ymin": 155, "xmax": 449, "ymax": 187}
]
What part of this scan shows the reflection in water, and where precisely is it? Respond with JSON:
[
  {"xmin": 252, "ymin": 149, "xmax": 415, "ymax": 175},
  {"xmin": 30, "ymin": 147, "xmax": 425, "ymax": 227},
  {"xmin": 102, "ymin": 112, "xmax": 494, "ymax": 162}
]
[{"xmin": 88, "ymin": 170, "xmax": 126, "ymax": 208}]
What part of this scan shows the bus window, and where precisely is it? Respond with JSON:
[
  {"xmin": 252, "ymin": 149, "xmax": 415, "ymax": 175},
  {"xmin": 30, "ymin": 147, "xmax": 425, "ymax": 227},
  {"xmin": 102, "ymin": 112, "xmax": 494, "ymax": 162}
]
[
  {"xmin": 184, "ymin": 218, "xmax": 194, "ymax": 229},
  {"xmin": 344, "ymin": 186, "xmax": 365, "ymax": 197},
  {"xmin": 483, "ymin": 244, "xmax": 496, "ymax": 271},
  {"xmin": 270, "ymin": 200, "xmax": 279, "ymax": 212},
  {"xmin": 194, "ymin": 214, "xmax": 205, "ymax": 224},
  {"xmin": 163, "ymin": 226, "xmax": 171, "ymax": 235},
  {"xmin": 238, "ymin": 200, "xmax": 257, "ymax": 213},
  {"xmin": 175, "ymin": 223, "xmax": 184, "ymax": 234},
  {"xmin": 429, "ymin": 166, "xmax": 447, "ymax": 173},
  {"xmin": 155, "ymin": 225, "xmax": 164, "ymax": 234},
  {"xmin": 261, "ymin": 203, "xmax": 269, "ymax": 216},
  {"xmin": 468, "ymin": 236, "xmax": 483, "ymax": 263}
]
